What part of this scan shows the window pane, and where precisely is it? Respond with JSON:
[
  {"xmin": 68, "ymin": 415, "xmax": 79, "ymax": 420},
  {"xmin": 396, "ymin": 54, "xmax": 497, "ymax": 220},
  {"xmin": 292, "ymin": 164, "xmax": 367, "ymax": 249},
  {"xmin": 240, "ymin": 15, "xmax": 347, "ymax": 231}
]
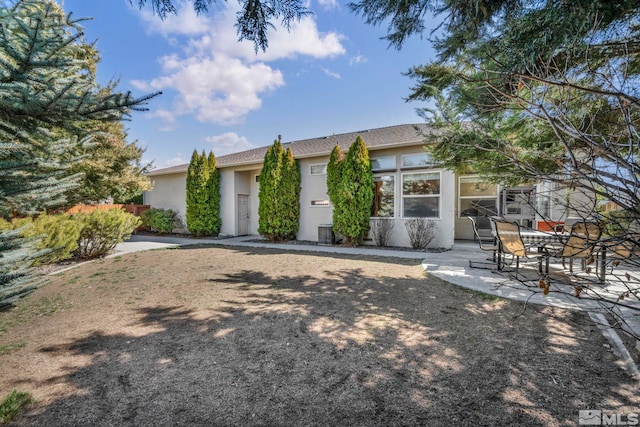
[
  {"xmin": 459, "ymin": 177, "xmax": 496, "ymax": 197},
  {"xmin": 372, "ymin": 175, "xmax": 394, "ymax": 217},
  {"xmin": 403, "ymin": 173, "xmax": 440, "ymax": 195},
  {"xmin": 402, "ymin": 153, "xmax": 434, "ymax": 168},
  {"xmin": 460, "ymin": 199, "xmax": 497, "ymax": 217},
  {"xmin": 371, "ymin": 156, "xmax": 396, "ymax": 171},
  {"xmin": 310, "ymin": 164, "xmax": 327, "ymax": 175},
  {"xmin": 403, "ymin": 197, "xmax": 439, "ymax": 218}
]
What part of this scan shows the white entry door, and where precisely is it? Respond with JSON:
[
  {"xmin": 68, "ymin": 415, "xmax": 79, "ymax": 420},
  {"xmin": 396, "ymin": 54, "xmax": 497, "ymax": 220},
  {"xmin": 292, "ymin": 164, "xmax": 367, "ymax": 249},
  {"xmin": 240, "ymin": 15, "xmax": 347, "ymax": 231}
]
[{"xmin": 237, "ymin": 194, "xmax": 249, "ymax": 236}]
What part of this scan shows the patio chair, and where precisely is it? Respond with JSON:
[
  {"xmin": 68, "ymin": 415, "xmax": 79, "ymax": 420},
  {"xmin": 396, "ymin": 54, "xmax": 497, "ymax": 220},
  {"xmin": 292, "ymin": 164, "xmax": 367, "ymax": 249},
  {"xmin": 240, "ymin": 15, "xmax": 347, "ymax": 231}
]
[
  {"xmin": 543, "ymin": 221, "xmax": 602, "ymax": 275},
  {"xmin": 467, "ymin": 216, "xmax": 499, "ymax": 268},
  {"xmin": 603, "ymin": 233, "xmax": 640, "ymax": 271},
  {"xmin": 493, "ymin": 219, "xmax": 546, "ymax": 279}
]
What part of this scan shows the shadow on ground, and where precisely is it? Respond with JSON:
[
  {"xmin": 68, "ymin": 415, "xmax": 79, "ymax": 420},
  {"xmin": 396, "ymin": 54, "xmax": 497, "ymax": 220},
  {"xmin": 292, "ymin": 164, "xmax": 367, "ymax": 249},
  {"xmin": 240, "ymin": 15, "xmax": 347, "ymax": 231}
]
[{"xmin": 5, "ymin": 246, "xmax": 638, "ymax": 426}]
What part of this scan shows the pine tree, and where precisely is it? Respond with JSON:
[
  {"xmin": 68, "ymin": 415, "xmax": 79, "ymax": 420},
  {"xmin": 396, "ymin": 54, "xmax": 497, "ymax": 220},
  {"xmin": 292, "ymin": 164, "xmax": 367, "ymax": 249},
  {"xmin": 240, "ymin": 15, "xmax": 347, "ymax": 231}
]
[
  {"xmin": 0, "ymin": 0, "xmax": 159, "ymax": 307},
  {"xmin": 206, "ymin": 151, "xmax": 221, "ymax": 236},
  {"xmin": 333, "ymin": 136, "xmax": 374, "ymax": 246}
]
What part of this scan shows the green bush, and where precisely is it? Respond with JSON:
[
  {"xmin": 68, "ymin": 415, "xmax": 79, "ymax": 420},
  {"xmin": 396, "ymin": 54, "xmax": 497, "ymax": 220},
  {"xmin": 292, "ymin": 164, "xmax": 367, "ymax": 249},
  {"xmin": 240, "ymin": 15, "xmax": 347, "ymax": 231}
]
[
  {"xmin": 140, "ymin": 208, "xmax": 182, "ymax": 233},
  {"xmin": 22, "ymin": 213, "xmax": 82, "ymax": 264},
  {"xmin": 258, "ymin": 140, "xmax": 300, "ymax": 241},
  {"xmin": 75, "ymin": 209, "xmax": 141, "ymax": 259}
]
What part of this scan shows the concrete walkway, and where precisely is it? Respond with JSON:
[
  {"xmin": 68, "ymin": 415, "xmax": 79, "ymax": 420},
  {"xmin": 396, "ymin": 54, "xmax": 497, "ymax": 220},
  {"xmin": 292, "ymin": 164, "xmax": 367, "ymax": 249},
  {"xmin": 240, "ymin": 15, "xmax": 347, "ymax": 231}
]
[{"xmin": 114, "ymin": 233, "xmax": 640, "ymax": 378}]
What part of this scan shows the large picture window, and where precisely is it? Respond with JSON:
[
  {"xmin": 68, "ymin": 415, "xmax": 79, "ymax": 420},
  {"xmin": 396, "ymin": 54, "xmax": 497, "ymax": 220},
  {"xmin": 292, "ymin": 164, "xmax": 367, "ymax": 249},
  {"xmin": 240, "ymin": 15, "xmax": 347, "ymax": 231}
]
[
  {"xmin": 458, "ymin": 176, "xmax": 497, "ymax": 217},
  {"xmin": 402, "ymin": 172, "xmax": 440, "ymax": 218},
  {"xmin": 372, "ymin": 175, "xmax": 394, "ymax": 217}
]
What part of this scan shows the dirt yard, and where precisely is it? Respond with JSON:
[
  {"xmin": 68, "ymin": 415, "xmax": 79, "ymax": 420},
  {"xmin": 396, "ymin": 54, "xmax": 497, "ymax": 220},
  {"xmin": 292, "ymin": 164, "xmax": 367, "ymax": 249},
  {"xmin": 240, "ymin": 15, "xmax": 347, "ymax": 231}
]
[{"xmin": 1, "ymin": 245, "xmax": 638, "ymax": 426}]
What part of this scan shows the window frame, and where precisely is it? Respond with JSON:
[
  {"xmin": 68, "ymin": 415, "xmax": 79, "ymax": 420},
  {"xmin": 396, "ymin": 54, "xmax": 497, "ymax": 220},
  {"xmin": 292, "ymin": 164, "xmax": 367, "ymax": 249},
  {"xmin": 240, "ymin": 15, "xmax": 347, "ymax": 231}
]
[
  {"xmin": 309, "ymin": 163, "xmax": 327, "ymax": 175},
  {"xmin": 401, "ymin": 170, "xmax": 441, "ymax": 219},
  {"xmin": 371, "ymin": 156, "xmax": 396, "ymax": 172},
  {"xmin": 458, "ymin": 175, "xmax": 498, "ymax": 218},
  {"xmin": 371, "ymin": 174, "xmax": 396, "ymax": 218},
  {"xmin": 401, "ymin": 152, "xmax": 436, "ymax": 169},
  {"xmin": 310, "ymin": 199, "xmax": 330, "ymax": 207}
]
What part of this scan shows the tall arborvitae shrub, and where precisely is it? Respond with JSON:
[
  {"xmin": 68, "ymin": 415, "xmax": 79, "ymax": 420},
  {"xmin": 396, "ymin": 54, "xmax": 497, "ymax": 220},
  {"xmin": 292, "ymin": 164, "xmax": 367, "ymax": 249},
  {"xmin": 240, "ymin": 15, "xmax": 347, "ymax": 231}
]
[
  {"xmin": 186, "ymin": 150, "xmax": 209, "ymax": 236},
  {"xmin": 280, "ymin": 148, "xmax": 301, "ymax": 240},
  {"xmin": 334, "ymin": 136, "xmax": 374, "ymax": 246},
  {"xmin": 258, "ymin": 139, "xmax": 300, "ymax": 241},
  {"xmin": 206, "ymin": 151, "xmax": 222, "ymax": 236},
  {"xmin": 326, "ymin": 145, "xmax": 344, "ymax": 237}
]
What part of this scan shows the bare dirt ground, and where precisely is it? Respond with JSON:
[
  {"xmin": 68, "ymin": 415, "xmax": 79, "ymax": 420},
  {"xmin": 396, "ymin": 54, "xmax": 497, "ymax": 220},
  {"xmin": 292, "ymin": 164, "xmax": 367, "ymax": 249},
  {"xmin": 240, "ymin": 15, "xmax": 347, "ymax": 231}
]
[{"xmin": 1, "ymin": 245, "xmax": 638, "ymax": 426}]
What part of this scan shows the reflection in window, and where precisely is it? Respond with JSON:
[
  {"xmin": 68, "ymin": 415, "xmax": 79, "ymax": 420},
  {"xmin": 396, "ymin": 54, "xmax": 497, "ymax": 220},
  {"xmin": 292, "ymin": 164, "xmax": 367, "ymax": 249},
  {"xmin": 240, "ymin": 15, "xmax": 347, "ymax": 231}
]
[
  {"xmin": 458, "ymin": 176, "xmax": 497, "ymax": 217},
  {"xmin": 310, "ymin": 164, "xmax": 327, "ymax": 175},
  {"xmin": 401, "ymin": 153, "xmax": 435, "ymax": 168},
  {"xmin": 372, "ymin": 175, "xmax": 394, "ymax": 217},
  {"xmin": 402, "ymin": 172, "xmax": 440, "ymax": 218},
  {"xmin": 371, "ymin": 156, "xmax": 396, "ymax": 171}
]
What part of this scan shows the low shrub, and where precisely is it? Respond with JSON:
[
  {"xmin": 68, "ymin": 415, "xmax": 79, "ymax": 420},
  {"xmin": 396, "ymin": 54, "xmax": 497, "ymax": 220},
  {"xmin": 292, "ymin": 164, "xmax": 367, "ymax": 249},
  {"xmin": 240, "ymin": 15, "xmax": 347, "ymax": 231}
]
[
  {"xmin": 140, "ymin": 208, "xmax": 182, "ymax": 234},
  {"xmin": 370, "ymin": 218, "xmax": 394, "ymax": 247},
  {"xmin": 405, "ymin": 218, "xmax": 436, "ymax": 249},
  {"xmin": 75, "ymin": 209, "xmax": 141, "ymax": 259},
  {"xmin": 21, "ymin": 214, "xmax": 82, "ymax": 264}
]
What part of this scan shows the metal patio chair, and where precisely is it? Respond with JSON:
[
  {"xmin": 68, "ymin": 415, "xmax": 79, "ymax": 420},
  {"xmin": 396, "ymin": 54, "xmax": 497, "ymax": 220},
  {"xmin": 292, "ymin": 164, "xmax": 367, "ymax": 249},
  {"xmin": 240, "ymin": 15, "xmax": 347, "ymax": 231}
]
[
  {"xmin": 542, "ymin": 221, "xmax": 602, "ymax": 275},
  {"xmin": 493, "ymin": 219, "xmax": 546, "ymax": 279},
  {"xmin": 467, "ymin": 216, "xmax": 499, "ymax": 269}
]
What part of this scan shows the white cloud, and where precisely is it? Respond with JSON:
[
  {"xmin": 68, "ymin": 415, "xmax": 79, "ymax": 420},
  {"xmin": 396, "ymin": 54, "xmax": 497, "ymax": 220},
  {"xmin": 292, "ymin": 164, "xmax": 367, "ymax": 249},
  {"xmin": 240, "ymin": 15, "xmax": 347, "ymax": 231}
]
[
  {"xmin": 317, "ymin": 0, "xmax": 339, "ymax": 10},
  {"xmin": 349, "ymin": 54, "xmax": 368, "ymax": 65},
  {"xmin": 137, "ymin": 1, "xmax": 211, "ymax": 36},
  {"xmin": 206, "ymin": 132, "xmax": 256, "ymax": 155},
  {"xmin": 322, "ymin": 68, "xmax": 340, "ymax": 79},
  {"xmin": 133, "ymin": 3, "xmax": 346, "ymax": 126},
  {"xmin": 147, "ymin": 154, "xmax": 188, "ymax": 170}
]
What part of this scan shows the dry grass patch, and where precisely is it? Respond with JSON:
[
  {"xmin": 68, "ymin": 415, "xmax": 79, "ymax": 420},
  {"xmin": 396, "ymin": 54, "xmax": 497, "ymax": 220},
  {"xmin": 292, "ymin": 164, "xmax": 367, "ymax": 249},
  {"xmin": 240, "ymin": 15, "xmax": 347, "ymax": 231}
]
[{"xmin": 0, "ymin": 245, "xmax": 637, "ymax": 426}]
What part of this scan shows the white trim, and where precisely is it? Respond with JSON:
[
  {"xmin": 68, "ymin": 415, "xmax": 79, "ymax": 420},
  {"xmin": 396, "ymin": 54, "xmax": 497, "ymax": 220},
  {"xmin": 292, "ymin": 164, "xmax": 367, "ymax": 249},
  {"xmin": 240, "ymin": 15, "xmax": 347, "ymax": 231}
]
[
  {"xmin": 457, "ymin": 175, "xmax": 498, "ymax": 218},
  {"xmin": 401, "ymin": 152, "xmax": 436, "ymax": 169},
  {"xmin": 400, "ymin": 170, "xmax": 441, "ymax": 219},
  {"xmin": 309, "ymin": 163, "xmax": 327, "ymax": 175},
  {"xmin": 372, "ymin": 174, "xmax": 396, "ymax": 218},
  {"xmin": 371, "ymin": 156, "xmax": 396, "ymax": 172}
]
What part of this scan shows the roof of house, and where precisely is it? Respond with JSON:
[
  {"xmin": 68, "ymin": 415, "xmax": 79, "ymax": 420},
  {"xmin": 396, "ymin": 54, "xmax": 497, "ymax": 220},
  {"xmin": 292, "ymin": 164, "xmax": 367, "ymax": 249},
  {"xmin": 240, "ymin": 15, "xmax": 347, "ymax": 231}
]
[{"xmin": 147, "ymin": 123, "xmax": 433, "ymax": 176}]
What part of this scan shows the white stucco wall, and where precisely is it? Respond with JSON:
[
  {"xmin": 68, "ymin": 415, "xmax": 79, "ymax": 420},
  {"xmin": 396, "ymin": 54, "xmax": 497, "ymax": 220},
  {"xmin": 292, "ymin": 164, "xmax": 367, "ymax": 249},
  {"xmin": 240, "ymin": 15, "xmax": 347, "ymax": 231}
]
[
  {"xmin": 298, "ymin": 158, "xmax": 333, "ymax": 242},
  {"xmin": 143, "ymin": 172, "xmax": 187, "ymax": 231}
]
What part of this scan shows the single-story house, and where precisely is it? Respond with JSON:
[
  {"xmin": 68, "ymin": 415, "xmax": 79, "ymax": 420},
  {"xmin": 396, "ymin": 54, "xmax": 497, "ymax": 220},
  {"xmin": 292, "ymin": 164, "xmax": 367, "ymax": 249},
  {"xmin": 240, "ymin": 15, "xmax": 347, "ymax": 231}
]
[{"xmin": 143, "ymin": 123, "xmax": 586, "ymax": 249}]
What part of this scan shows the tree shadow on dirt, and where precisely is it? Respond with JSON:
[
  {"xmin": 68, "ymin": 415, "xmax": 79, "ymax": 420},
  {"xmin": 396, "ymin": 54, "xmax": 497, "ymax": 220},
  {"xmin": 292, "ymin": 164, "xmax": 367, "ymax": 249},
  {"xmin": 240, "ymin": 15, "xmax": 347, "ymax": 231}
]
[{"xmin": 11, "ymin": 255, "xmax": 640, "ymax": 426}]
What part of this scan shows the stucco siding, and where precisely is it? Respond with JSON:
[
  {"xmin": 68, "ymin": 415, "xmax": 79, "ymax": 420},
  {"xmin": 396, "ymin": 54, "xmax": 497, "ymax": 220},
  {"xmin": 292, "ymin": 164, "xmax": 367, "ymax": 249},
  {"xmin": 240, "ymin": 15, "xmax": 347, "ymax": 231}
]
[
  {"xmin": 144, "ymin": 172, "xmax": 187, "ymax": 231},
  {"xmin": 298, "ymin": 158, "xmax": 332, "ymax": 242}
]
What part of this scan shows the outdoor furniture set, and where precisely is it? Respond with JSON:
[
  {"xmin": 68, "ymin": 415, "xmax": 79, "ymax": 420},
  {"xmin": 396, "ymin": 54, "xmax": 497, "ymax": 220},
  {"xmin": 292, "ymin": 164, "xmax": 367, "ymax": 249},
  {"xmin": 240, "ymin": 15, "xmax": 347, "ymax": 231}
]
[{"xmin": 467, "ymin": 216, "xmax": 640, "ymax": 282}]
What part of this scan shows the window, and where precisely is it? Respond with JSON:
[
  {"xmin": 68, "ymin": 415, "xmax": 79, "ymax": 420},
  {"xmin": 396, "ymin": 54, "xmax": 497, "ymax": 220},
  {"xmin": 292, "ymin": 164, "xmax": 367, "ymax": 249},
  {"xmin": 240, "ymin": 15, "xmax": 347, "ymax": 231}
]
[
  {"xmin": 371, "ymin": 175, "xmax": 394, "ymax": 217},
  {"xmin": 371, "ymin": 156, "xmax": 396, "ymax": 171},
  {"xmin": 458, "ymin": 176, "xmax": 497, "ymax": 217},
  {"xmin": 401, "ymin": 152, "xmax": 436, "ymax": 169},
  {"xmin": 311, "ymin": 200, "xmax": 330, "ymax": 207},
  {"xmin": 402, "ymin": 172, "xmax": 440, "ymax": 218},
  {"xmin": 310, "ymin": 164, "xmax": 327, "ymax": 175}
]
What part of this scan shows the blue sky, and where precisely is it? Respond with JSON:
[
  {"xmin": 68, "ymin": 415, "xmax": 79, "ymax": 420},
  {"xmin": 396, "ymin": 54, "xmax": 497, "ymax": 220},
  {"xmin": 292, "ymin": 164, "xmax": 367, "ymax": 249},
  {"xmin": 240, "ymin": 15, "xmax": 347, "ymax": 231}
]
[{"xmin": 58, "ymin": 0, "xmax": 437, "ymax": 169}]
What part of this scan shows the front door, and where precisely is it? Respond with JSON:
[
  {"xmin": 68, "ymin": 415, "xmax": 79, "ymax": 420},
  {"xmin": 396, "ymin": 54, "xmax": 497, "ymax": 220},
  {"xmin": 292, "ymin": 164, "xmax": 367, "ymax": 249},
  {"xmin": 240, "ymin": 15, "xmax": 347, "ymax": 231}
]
[{"xmin": 237, "ymin": 194, "xmax": 249, "ymax": 236}]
